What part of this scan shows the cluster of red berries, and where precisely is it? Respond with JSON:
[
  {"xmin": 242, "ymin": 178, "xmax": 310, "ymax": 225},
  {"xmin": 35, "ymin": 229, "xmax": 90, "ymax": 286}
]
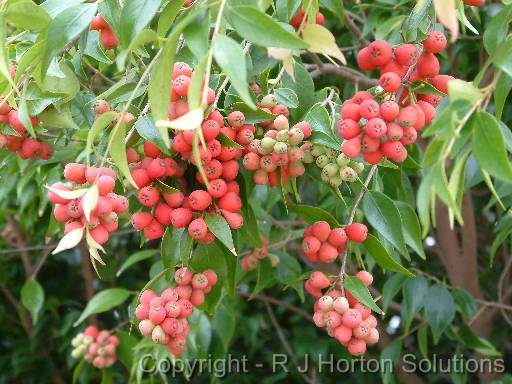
[
  {"xmin": 168, "ymin": 61, "xmax": 216, "ymax": 120},
  {"xmin": 306, "ymin": 271, "xmax": 379, "ymax": 356},
  {"xmin": 242, "ymin": 114, "xmax": 311, "ymax": 186},
  {"xmin": 136, "ymin": 268, "xmax": 218, "ymax": 356},
  {"xmin": 71, "ymin": 326, "xmax": 119, "ymax": 369},
  {"xmin": 302, "ymin": 144, "xmax": 364, "ymax": 187},
  {"xmin": 340, "ymin": 32, "xmax": 454, "ymax": 163},
  {"xmin": 90, "ymin": 15, "xmax": 119, "ymax": 50},
  {"xmin": 302, "ymin": 221, "xmax": 367, "ymax": 263},
  {"xmin": 48, "ymin": 164, "xmax": 128, "ymax": 244},
  {"xmin": 289, "ymin": 6, "xmax": 324, "ymax": 28},
  {"xmin": 0, "ymin": 100, "xmax": 52, "ymax": 160},
  {"xmin": 129, "ymin": 140, "xmax": 243, "ymax": 242},
  {"xmin": 241, "ymin": 237, "xmax": 270, "ymax": 271}
]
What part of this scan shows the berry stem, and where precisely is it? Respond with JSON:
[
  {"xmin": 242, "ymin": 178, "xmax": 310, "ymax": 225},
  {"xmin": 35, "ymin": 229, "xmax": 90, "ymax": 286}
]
[{"xmin": 339, "ymin": 164, "xmax": 377, "ymax": 281}]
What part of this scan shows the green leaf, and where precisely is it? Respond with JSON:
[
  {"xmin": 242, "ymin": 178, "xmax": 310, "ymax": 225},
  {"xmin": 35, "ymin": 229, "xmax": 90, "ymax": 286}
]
[
  {"xmin": 380, "ymin": 340, "xmax": 402, "ymax": 384},
  {"xmin": 274, "ymin": 88, "xmax": 299, "ymax": 108},
  {"xmin": 301, "ymin": 24, "xmax": 345, "ymax": 63},
  {"xmin": 0, "ymin": 15, "xmax": 15, "ymax": 89},
  {"xmin": 6, "ymin": 0, "xmax": 51, "ymax": 30},
  {"xmin": 282, "ymin": 61, "xmax": 315, "ymax": 118},
  {"xmin": 117, "ymin": 249, "xmax": 158, "ymax": 276},
  {"xmin": 86, "ymin": 111, "xmax": 118, "ymax": 163},
  {"xmin": 472, "ymin": 111, "xmax": 512, "ymax": 183},
  {"xmin": 395, "ymin": 201, "xmax": 426, "ymax": 259},
  {"xmin": 119, "ymin": 0, "xmax": 161, "ymax": 47},
  {"xmin": 303, "ymin": 104, "xmax": 341, "ymax": 150},
  {"xmin": 457, "ymin": 324, "xmax": 500, "ymax": 357},
  {"xmin": 483, "ymin": 5, "xmax": 512, "ymax": 55},
  {"xmin": 109, "ymin": 122, "xmax": 138, "ymax": 188},
  {"xmin": 157, "ymin": 0, "xmax": 182, "ymax": 37},
  {"xmin": 418, "ymin": 326, "xmax": 428, "ymax": 358},
  {"xmin": 344, "ymin": 275, "xmax": 383, "ymax": 314},
  {"xmin": 213, "ymin": 35, "xmax": 255, "ymax": 109},
  {"xmin": 363, "ymin": 191, "xmax": 408, "ymax": 257},
  {"xmin": 183, "ymin": 9, "xmax": 210, "ymax": 60},
  {"xmin": 42, "ymin": 3, "xmax": 97, "ymax": 76},
  {"xmin": 41, "ymin": 0, "xmax": 84, "ymax": 17},
  {"xmin": 227, "ymin": 6, "xmax": 308, "ymax": 49},
  {"xmin": 204, "ymin": 214, "xmax": 236, "ymax": 255},
  {"xmin": 289, "ymin": 203, "xmax": 340, "ymax": 227},
  {"xmin": 493, "ymin": 38, "xmax": 512, "ymax": 79},
  {"xmin": 364, "ymin": 234, "xmax": 414, "ymax": 278},
  {"xmin": 274, "ymin": 251, "xmax": 303, "ymax": 300},
  {"xmin": 116, "ymin": 29, "xmax": 158, "ymax": 70},
  {"xmin": 135, "ymin": 115, "xmax": 167, "ymax": 151},
  {"xmin": 494, "ymin": 72, "xmax": 512, "ymax": 121},
  {"xmin": 452, "ymin": 288, "xmax": 478, "ymax": 317},
  {"xmin": 402, "ymin": 0, "xmax": 432, "ymax": 42},
  {"xmin": 382, "ymin": 273, "xmax": 407, "ymax": 313},
  {"xmin": 161, "ymin": 227, "xmax": 193, "ymax": 270},
  {"xmin": 74, "ymin": 288, "xmax": 132, "ymax": 326},
  {"xmin": 21, "ymin": 279, "xmax": 44, "ymax": 325},
  {"xmin": 402, "ymin": 275, "xmax": 428, "ymax": 332},
  {"xmin": 424, "ymin": 284, "xmax": 455, "ymax": 343}
]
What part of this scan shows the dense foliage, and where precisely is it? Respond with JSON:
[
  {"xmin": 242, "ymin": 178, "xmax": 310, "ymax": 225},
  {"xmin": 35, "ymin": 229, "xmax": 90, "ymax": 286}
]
[{"xmin": 1, "ymin": 0, "xmax": 511, "ymax": 383}]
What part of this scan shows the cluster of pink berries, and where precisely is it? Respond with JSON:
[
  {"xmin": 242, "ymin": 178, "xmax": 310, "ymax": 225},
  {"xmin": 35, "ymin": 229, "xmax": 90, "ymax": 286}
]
[
  {"xmin": 342, "ymin": 32, "xmax": 454, "ymax": 163},
  {"xmin": 242, "ymin": 114, "xmax": 312, "ymax": 186},
  {"xmin": 306, "ymin": 271, "xmax": 379, "ymax": 356},
  {"xmin": 168, "ymin": 61, "xmax": 216, "ymax": 119},
  {"xmin": 48, "ymin": 164, "xmax": 128, "ymax": 244},
  {"xmin": 0, "ymin": 100, "xmax": 53, "ymax": 160},
  {"xmin": 136, "ymin": 268, "xmax": 218, "ymax": 356},
  {"xmin": 302, "ymin": 221, "xmax": 367, "ymax": 263},
  {"xmin": 90, "ymin": 15, "xmax": 119, "ymax": 50},
  {"xmin": 241, "ymin": 237, "xmax": 269, "ymax": 271},
  {"xmin": 71, "ymin": 326, "xmax": 119, "ymax": 369}
]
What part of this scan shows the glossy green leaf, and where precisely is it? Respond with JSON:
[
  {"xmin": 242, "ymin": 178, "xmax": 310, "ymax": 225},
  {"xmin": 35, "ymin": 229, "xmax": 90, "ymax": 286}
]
[
  {"xmin": 395, "ymin": 201, "xmax": 426, "ymax": 259},
  {"xmin": 161, "ymin": 227, "xmax": 193, "ymax": 270},
  {"xmin": 363, "ymin": 191, "xmax": 408, "ymax": 257},
  {"xmin": 6, "ymin": 1, "xmax": 51, "ymax": 30},
  {"xmin": 119, "ymin": 0, "xmax": 161, "ymax": 47},
  {"xmin": 402, "ymin": 275, "xmax": 428, "ymax": 332},
  {"xmin": 109, "ymin": 121, "xmax": 137, "ymax": 188},
  {"xmin": 364, "ymin": 234, "xmax": 414, "ymax": 277},
  {"xmin": 424, "ymin": 284, "xmax": 455, "ymax": 343},
  {"xmin": 289, "ymin": 203, "xmax": 340, "ymax": 227},
  {"xmin": 204, "ymin": 214, "xmax": 236, "ymax": 255},
  {"xmin": 74, "ymin": 288, "xmax": 132, "ymax": 326},
  {"xmin": 42, "ymin": 3, "xmax": 97, "ymax": 75},
  {"xmin": 117, "ymin": 249, "xmax": 158, "ymax": 276},
  {"xmin": 472, "ymin": 111, "xmax": 512, "ymax": 183},
  {"xmin": 227, "ymin": 6, "xmax": 308, "ymax": 49},
  {"xmin": 21, "ymin": 279, "xmax": 45, "ymax": 325},
  {"xmin": 344, "ymin": 275, "xmax": 383, "ymax": 314}
]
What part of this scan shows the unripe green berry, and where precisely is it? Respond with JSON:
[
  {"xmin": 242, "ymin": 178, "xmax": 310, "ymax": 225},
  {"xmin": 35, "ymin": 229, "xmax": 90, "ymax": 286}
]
[
  {"xmin": 340, "ymin": 166, "xmax": 358, "ymax": 182},
  {"xmin": 303, "ymin": 150, "xmax": 314, "ymax": 163},
  {"xmin": 316, "ymin": 154, "xmax": 329, "ymax": 168},
  {"xmin": 261, "ymin": 94, "xmax": 277, "ymax": 108},
  {"xmin": 289, "ymin": 127, "xmax": 305, "ymax": 145},
  {"xmin": 321, "ymin": 172, "xmax": 330, "ymax": 183},
  {"xmin": 322, "ymin": 163, "xmax": 339, "ymax": 178},
  {"xmin": 83, "ymin": 336, "xmax": 93, "ymax": 345},
  {"xmin": 259, "ymin": 137, "xmax": 276, "ymax": 154},
  {"xmin": 274, "ymin": 115, "xmax": 289, "ymax": 131},
  {"xmin": 98, "ymin": 347, "xmax": 107, "ymax": 357},
  {"xmin": 350, "ymin": 161, "xmax": 365, "ymax": 174},
  {"xmin": 71, "ymin": 349, "xmax": 81, "ymax": 358},
  {"xmin": 329, "ymin": 175, "xmax": 343, "ymax": 187},
  {"xmin": 276, "ymin": 130, "xmax": 289, "ymax": 142},
  {"xmin": 336, "ymin": 153, "xmax": 351, "ymax": 167},
  {"xmin": 274, "ymin": 142, "xmax": 288, "ymax": 154},
  {"xmin": 325, "ymin": 148, "xmax": 338, "ymax": 159},
  {"xmin": 311, "ymin": 145, "xmax": 325, "ymax": 157}
]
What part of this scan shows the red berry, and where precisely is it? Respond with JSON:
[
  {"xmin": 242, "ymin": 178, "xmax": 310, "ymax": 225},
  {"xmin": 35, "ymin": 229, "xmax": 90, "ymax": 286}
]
[
  {"xmin": 221, "ymin": 209, "xmax": 244, "ymax": 229},
  {"xmin": 341, "ymin": 137, "xmax": 362, "ymax": 158},
  {"xmin": 333, "ymin": 325, "xmax": 352, "ymax": 344},
  {"xmin": 188, "ymin": 217, "xmax": 208, "ymax": 240},
  {"xmin": 368, "ymin": 40, "xmax": 392, "ymax": 66},
  {"xmin": 138, "ymin": 185, "xmax": 160, "ymax": 206},
  {"xmin": 217, "ymin": 191, "xmax": 241, "ymax": 212},
  {"xmin": 188, "ymin": 190, "xmax": 212, "ymax": 211},
  {"xmin": 417, "ymin": 100, "xmax": 436, "ymax": 124},
  {"xmin": 144, "ymin": 219, "xmax": 164, "ymax": 240},
  {"xmin": 379, "ymin": 72, "xmax": 401, "ymax": 92},
  {"xmin": 97, "ymin": 175, "xmax": 115, "ymax": 196},
  {"xmin": 356, "ymin": 271, "xmax": 373, "ymax": 286},
  {"xmin": 163, "ymin": 191, "xmax": 185, "ymax": 208},
  {"xmin": 363, "ymin": 150, "xmax": 384, "ymax": 165},
  {"xmin": 341, "ymin": 103, "xmax": 361, "ymax": 121},
  {"xmin": 394, "ymin": 43, "xmax": 419, "ymax": 66},
  {"xmin": 400, "ymin": 126, "xmax": 418, "ymax": 145},
  {"xmin": 348, "ymin": 338, "xmax": 366, "ymax": 355},
  {"xmin": 140, "ymin": 289, "xmax": 157, "ymax": 304},
  {"xmin": 319, "ymin": 242, "xmax": 338, "ymax": 263},
  {"xmin": 147, "ymin": 158, "xmax": 167, "ymax": 179},
  {"xmin": 64, "ymin": 163, "xmax": 87, "ymax": 184},
  {"xmin": 357, "ymin": 47, "xmax": 375, "ymax": 71},
  {"xmin": 90, "ymin": 225, "xmax": 109, "ymax": 244},
  {"xmin": 135, "ymin": 303, "xmax": 150, "ymax": 320},
  {"xmin": 365, "ymin": 118, "xmax": 387, "ymax": 139},
  {"xmin": 131, "ymin": 168, "xmax": 152, "ymax": 188},
  {"xmin": 170, "ymin": 208, "xmax": 193, "ymax": 228},
  {"xmin": 303, "ymin": 236, "xmax": 322, "ymax": 254},
  {"xmin": 172, "ymin": 75, "xmax": 190, "ymax": 97},
  {"xmin": 207, "ymin": 178, "xmax": 227, "ymax": 198},
  {"xmin": 361, "ymin": 134, "xmax": 380, "ymax": 153},
  {"xmin": 309, "ymin": 271, "xmax": 330, "ymax": 289},
  {"xmin": 227, "ymin": 111, "xmax": 245, "ymax": 128},
  {"xmin": 337, "ymin": 119, "xmax": 360, "ymax": 140},
  {"xmin": 382, "ymin": 140, "xmax": 408, "ymax": 162},
  {"xmin": 381, "ymin": 59, "xmax": 407, "ymax": 78},
  {"xmin": 417, "ymin": 53, "xmax": 440, "ymax": 79},
  {"xmin": 328, "ymin": 228, "xmax": 347, "ymax": 248},
  {"xmin": 222, "ymin": 160, "xmax": 239, "ymax": 180},
  {"xmin": 311, "ymin": 221, "xmax": 331, "ymax": 241},
  {"xmin": 359, "ymin": 99, "xmax": 380, "ymax": 120},
  {"xmin": 423, "ymin": 31, "xmax": 447, "ymax": 53},
  {"xmin": 154, "ymin": 203, "xmax": 173, "ymax": 225},
  {"xmin": 387, "ymin": 122, "xmax": 404, "ymax": 141},
  {"xmin": 100, "ymin": 27, "xmax": 119, "ymax": 50},
  {"xmin": 379, "ymin": 100, "xmax": 399, "ymax": 122},
  {"xmin": 345, "ymin": 223, "xmax": 368, "ymax": 242},
  {"xmin": 342, "ymin": 308, "xmax": 363, "ymax": 328},
  {"xmin": 397, "ymin": 106, "xmax": 418, "ymax": 128},
  {"xmin": 431, "ymin": 74, "xmax": 455, "ymax": 94}
]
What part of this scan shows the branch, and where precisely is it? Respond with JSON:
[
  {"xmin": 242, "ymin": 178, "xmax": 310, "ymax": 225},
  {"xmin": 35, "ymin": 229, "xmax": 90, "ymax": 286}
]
[
  {"xmin": 239, "ymin": 292, "xmax": 313, "ymax": 321},
  {"xmin": 6, "ymin": 215, "xmax": 33, "ymax": 277},
  {"xmin": 305, "ymin": 61, "xmax": 378, "ymax": 88},
  {"xmin": 80, "ymin": 240, "xmax": 98, "ymax": 327},
  {"xmin": 344, "ymin": 11, "xmax": 370, "ymax": 46}
]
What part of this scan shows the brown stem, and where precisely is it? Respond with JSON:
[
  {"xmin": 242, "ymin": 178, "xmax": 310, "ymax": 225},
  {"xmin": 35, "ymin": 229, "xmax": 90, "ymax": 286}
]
[
  {"xmin": 6, "ymin": 215, "xmax": 33, "ymax": 277},
  {"xmin": 461, "ymin": 192, "xmax": 483, "ymax": 298},
  {"xmin": 80, "ymin": 240, "xmax": 98, "ymax": 327}
]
